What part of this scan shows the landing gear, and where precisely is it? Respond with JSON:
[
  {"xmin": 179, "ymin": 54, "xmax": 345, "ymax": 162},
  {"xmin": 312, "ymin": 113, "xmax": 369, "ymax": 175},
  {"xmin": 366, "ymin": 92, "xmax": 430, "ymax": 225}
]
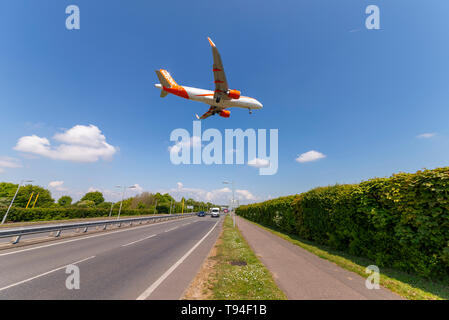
[{"xmin": 249, "ymin": 108, "xmax": 252, "ymax": 115}]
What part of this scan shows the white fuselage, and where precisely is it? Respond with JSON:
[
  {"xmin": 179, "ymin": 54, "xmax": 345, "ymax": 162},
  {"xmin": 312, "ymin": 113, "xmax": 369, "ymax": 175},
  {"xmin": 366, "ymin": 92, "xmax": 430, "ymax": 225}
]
[
  {"xmin": 186, "ymin": 86, "xmax": 263, "ymax": 109},
  {"xmin": 155, "ymin": 84, "xmax": 263, "ymax": 110}
]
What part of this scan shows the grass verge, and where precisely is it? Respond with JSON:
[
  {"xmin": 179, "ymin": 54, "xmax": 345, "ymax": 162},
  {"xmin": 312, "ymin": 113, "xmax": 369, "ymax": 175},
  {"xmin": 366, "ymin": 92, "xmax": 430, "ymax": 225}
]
[
  {"xmin": 242, "ymin": 217, "xmax": 449, "ymax": 300},
  {"xmin": 209, "ymin": 215, "xmax": 286, "ymax": 300}
]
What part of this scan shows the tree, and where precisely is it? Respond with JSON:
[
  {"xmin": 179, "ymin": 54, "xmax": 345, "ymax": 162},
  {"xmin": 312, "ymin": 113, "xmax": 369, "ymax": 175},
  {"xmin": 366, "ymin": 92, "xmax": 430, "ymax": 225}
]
[
  {"xmin": 0, "ymin": 182, "xmax": 55, "ymax": 208},
  {"xmin": 58, "ymin": 196, "xmax": 72, "ymax": 207},
  {"xmin": 80, "ymin": 191, "xmax": 104, "ymax": 206},
  {"xmin": 130, "ymin": 192, "xmax": 155, "ymax": 209},
  {"xmin": 97, "ymin": 201, "xmax": 112, "ymax": 209},
  {"xmin": 137, "ymin": 202, "xmax": 146, "ymax": 209},
  {"xmin": 77, "ymin": 200, "xmax": 95, "ymax": 208}
]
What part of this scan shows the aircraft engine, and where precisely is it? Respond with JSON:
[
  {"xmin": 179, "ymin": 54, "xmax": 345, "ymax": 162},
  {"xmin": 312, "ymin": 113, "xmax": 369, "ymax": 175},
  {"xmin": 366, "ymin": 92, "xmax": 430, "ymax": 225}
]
[
  {"xmin": 219, "ymin": 110, "xmax": 231, "ymax": 118},
  {"xmin": 227, "ymin": 89, "xmax": 241, "ymax": 100}
]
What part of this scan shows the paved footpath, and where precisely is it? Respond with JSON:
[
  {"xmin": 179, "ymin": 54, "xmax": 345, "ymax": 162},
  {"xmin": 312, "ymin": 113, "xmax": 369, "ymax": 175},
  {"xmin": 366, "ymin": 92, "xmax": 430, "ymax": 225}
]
[{"xmin": 236, "ymin": 216, "xmax": 403, "ymax": 300}]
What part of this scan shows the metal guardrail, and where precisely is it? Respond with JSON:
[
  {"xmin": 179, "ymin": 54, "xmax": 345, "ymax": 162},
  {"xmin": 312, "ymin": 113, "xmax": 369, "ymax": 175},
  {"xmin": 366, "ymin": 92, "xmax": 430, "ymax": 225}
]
[{"xmin": 0, "ymin": 213, "xmax": 197, "ymax": 244}]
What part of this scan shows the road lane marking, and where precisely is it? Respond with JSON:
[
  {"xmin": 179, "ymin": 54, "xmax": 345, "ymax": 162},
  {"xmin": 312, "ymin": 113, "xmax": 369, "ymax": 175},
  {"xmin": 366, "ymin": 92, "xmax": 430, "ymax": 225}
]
[
  {"xmin": 121, "ymin": 234, "xmax": 156, "ymax": 247},
  {"xmin": 136, "ymin": 220, "xmax": 220, "ymax": 300},
  {"xmin": 0, "ymin": 217, "xmax": 195, "ymax": 257},
  {"xmin": 164, "ymin": 227, "xmax": 178, "ymax": 233},
  {"xmin": 0, "ymin": 256, "xmax": 95, "ymax": 292}
]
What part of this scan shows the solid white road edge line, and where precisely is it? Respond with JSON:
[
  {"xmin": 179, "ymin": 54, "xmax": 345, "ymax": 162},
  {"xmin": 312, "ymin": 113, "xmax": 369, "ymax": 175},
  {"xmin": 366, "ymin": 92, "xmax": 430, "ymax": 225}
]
[
  {"xmin": 0, "ymin": 255, "xmax": 95, "ymax": 292},
  {"xmin": 122, "ymin": 234, "xmax": 157, "ymax": 247},
  {"xmin": 0, "ymin": 217, "xmax": 195, "ymax": 257},
  {"xmin": 136, "ymin": 220, "xmax": 220, "ymax": 300}
]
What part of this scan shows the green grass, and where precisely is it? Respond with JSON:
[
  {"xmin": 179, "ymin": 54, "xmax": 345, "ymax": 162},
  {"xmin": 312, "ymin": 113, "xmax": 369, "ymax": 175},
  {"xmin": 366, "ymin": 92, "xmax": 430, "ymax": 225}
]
[
  {"xmin": 210, "ymin": 215, "xmax": 287, "ymax": 300},
  {"xmin": 242, "ymin": 218, "xmax": 449, "ymax": 300}
]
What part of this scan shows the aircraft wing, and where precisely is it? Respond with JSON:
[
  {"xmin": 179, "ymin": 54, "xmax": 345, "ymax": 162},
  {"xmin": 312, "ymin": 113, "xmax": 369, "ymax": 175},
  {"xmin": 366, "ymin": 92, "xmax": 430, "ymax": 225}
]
[
  {"xmin": 208, "ymin": 37, "xmax": 229, "ymax": 101},
  {"xmin": 196, "ymin": 106, "xmax": 218, "ymax": 120}
]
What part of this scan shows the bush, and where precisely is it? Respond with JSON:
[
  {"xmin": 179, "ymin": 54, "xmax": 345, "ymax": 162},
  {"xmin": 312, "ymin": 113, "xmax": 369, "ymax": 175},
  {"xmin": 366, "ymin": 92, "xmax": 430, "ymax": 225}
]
[
  {"xmin": 236, "ymin": 167, "xmax": 449, "ymax": 279},
  {"xmin": 1, "ymin": 207, "xmax": 161, "ymax": 223}
]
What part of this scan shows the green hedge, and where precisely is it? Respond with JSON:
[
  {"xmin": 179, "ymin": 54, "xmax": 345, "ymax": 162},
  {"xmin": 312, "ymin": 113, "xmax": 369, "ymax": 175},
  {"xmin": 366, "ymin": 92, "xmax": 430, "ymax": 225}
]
[
  {"xmin": 236, "ymin": 167, "xmax": 449, "ymax": 279},
  {"xmin": 1, "ymin": 207, "xmax": 163, "ymax": 223}
]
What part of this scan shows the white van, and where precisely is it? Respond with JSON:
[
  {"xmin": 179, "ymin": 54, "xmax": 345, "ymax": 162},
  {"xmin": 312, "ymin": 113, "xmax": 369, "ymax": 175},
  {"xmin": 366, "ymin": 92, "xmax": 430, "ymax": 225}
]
[{"xmin": 210, "ymin": 207, "xmax": 220, "ymax": 218}]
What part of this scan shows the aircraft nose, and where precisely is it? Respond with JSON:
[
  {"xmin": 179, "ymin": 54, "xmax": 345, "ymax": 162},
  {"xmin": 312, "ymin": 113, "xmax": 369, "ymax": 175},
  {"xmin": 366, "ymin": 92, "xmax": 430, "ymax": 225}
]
[{"xmin": 257, "ymin": 100, "xmax": 263, "ymax": 109}]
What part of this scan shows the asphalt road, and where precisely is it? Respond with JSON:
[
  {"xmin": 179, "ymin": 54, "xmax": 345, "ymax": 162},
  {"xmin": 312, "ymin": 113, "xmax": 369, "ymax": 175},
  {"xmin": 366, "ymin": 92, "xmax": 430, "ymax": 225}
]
[{"xmin": 0, "ymin": 215, "xmax": 223, "ymax": 299}]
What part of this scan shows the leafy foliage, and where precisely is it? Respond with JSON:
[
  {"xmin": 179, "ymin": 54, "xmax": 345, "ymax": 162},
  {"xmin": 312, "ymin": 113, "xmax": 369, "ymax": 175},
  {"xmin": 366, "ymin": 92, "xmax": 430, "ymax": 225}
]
[
  {"xmin": 58, "ymin": 196, "xmax": 72, "ymax": 207},
  {"xmin": 3, "ymin": 207, "xmax": 161, "ymax": 222},
  {"xmin": 77, "ymin": 200, "xmax": 95, "ymax": 208},
  {"xmin": 80, "ymin": 191, "xmax": 105, "ymax": 205},
  {"xmin": 236, "ymin": 168, "xmax": 449, "ymax": 279},
  {"xmin": 0, "ymin": 182, "xmax": 54, "ymax": 208}
]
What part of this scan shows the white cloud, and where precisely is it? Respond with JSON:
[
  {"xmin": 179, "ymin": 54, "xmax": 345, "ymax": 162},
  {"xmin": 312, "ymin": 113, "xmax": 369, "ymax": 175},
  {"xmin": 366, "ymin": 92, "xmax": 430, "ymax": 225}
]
[
  {"xmin": 236, "ymin": 189, "xmax": 257, "ymax": 201},
  {"xmin": 417, "ymin": 133, "xmax": 436, "ymax": 139},
  {"xmin": 162, "ymin": 182, "xmax": 258, "ymax": 205},
  {"xmin": 86, "ymin": 184, "xmax": 143, "ymax": 202},
  {"xmin": 295, "ymin": 150, "xmax": 326, "ymax": 163},
  {"xmin": 248, "ymin": 158, "xmax": 270, "ymax": 168},
  {"xmin": 132, "ymin": 184, "xmax": 144, "ymax": 194},
  {"xmin": 48, "ymin": 180, "xmax": 68, "ymax": 192},
  {"xmin": 14, "ymin": 125, "xmax": 118, "ymax": 163},
  {"xmin": 87, "ymin": 187, "xmax": 101, "ymax": 193},
  {"xmin": 0, "ymin": 157, "xmax": 22, "ymax": 173},
  {"xmin": 49, "ymin": 181, "xmax": 64, "ymax": 188}
]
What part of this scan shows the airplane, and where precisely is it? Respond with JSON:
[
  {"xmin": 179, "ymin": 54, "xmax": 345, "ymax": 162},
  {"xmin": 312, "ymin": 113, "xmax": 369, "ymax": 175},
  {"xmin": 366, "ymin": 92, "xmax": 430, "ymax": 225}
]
[{"xmin": 154, "ymin": 37, "xmax": 263, "ymax": 120}]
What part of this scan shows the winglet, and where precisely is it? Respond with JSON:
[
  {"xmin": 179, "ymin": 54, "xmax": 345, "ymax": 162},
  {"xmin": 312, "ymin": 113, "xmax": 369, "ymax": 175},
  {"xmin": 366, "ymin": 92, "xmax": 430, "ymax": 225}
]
[{"xmin": 207, "ymin": 37, "xmax": 216, "ymax": 47}]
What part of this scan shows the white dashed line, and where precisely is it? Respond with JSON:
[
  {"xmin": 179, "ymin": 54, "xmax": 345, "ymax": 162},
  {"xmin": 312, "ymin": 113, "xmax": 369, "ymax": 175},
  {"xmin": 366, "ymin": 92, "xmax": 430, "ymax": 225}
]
[
  {"xmin": 164, "ymin": 227, "xmax": 178, "ymax": 233},
  {"xmin": 121, "ymin": 234, "xmax": 157, "ymax": 247},
  {"xmin": 0, "ymin": 255, "xmax": 95, "ymax": 292}
]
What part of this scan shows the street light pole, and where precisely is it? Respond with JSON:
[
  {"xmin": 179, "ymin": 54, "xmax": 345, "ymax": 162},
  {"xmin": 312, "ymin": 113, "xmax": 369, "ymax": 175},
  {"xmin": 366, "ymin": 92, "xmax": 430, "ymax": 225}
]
[
  {"xmin": 1, "ymin": 179, "xmax": 33, "ymax": 225},
  {"xmin": 116, "ymin": 185, "xmax": 136, "ymax": 220},
  {"xmin": 108, "ymin": 202, "xmax": 114, "ymax": 218},
  {"xmin": 223, "ymin": 180, "xmax": 236, "ymax": 227}
]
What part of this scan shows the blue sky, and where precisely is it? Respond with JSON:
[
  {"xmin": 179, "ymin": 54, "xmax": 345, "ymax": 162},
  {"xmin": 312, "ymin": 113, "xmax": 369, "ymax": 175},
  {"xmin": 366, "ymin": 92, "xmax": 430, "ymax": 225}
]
[{"xmin": 1, "ymin": 0, "xmax": 449, "ymax": 204}]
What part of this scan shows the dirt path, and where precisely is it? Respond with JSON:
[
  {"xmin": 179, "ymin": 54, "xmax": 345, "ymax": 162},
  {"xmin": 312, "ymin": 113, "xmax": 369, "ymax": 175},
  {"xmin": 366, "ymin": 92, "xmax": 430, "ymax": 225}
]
[{"xmin": 235, "ymin": 216, "xmax": 403, "ymax": 300}]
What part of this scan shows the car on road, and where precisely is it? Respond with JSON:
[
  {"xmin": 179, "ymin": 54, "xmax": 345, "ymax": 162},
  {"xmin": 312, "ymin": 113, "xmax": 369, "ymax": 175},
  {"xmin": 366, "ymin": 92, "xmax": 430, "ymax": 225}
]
[
  {"xmin": 210, "ymin": 207, "xmax": 220, "ymax": 218},
  {"xmin": 197, "ymin": 211, "xmax": 206, "ymax": 217}
]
